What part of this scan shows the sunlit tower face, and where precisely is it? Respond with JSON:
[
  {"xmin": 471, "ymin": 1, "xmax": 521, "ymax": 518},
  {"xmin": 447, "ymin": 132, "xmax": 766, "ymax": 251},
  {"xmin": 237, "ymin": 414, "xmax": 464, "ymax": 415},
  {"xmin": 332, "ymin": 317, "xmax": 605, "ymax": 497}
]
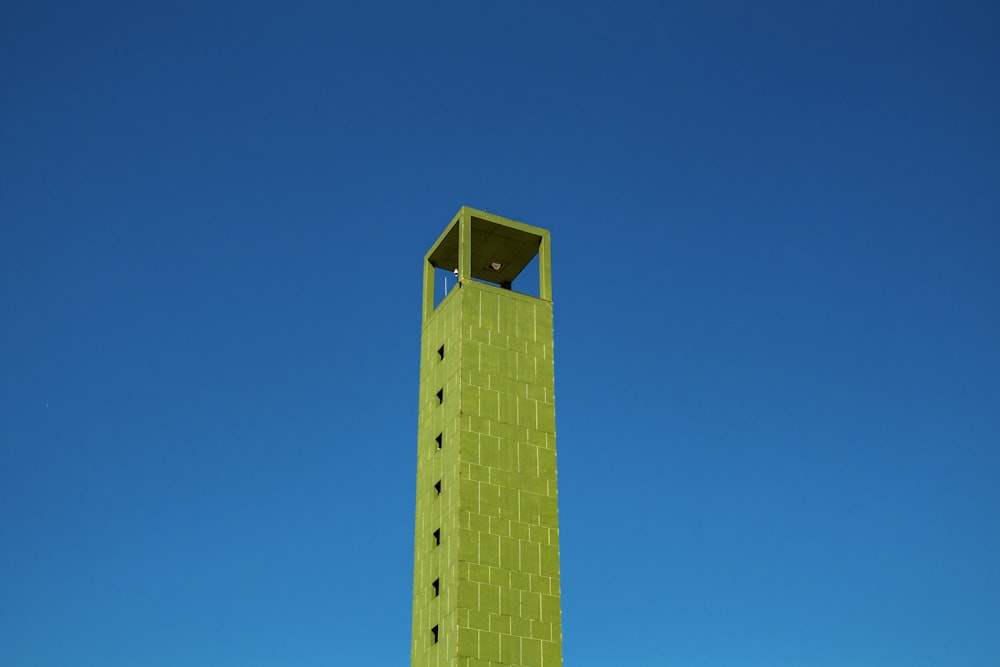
[{"xmin": 411, "ymin": 208, "xmax": 562, "ymax": 667}]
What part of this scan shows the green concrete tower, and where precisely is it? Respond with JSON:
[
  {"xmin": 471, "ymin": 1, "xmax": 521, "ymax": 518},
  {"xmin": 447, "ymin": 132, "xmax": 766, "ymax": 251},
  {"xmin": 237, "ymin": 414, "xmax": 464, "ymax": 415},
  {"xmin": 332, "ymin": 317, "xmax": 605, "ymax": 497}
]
[{"xmin": 411, "ymin": 208, "xmax": 561, "ymax": 667}]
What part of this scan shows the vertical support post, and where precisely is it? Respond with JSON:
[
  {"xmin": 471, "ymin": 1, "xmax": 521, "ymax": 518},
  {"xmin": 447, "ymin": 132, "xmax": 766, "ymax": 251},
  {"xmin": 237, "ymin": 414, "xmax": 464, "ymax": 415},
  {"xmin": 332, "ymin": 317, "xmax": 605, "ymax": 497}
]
[
  {"xmin": 422, "ymin": 255, "xmax": 435, "ymax": 323},
  {"xmin": 538, "ymin": 231, "xmax": 552, "ymax": 302},
  {"xmin": 457, "ymin": 209, "xmax": 472, "ymax": 284}
]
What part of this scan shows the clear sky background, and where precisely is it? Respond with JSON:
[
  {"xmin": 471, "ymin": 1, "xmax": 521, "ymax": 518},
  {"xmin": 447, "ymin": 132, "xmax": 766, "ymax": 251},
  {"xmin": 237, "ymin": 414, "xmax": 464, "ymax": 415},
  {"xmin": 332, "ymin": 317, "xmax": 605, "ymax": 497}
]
[{"xmin": 1, "ymin": 1, "xmax": 998, "ymax": 666}]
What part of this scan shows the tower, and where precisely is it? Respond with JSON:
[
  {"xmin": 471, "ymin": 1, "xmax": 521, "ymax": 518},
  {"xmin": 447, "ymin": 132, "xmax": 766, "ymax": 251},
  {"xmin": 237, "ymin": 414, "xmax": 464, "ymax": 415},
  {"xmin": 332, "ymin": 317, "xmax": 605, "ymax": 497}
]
[{"xmin": 411, "ymin": 208, "xmax": 562, "ymax": 667}]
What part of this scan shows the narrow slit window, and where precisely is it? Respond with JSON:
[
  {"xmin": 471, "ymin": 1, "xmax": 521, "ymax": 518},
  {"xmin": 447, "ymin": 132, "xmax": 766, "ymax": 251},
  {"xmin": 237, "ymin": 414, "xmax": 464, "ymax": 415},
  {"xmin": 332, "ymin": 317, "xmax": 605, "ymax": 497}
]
[
  {"xmin": 436, "ymin": 389, "xmax": 443, "ymax": 405},
  {"xmin": 432, "ymin": 578, "xmax": 440, "ymax": 597},
  {"xmin": 437, "ymin": 345, "xmax": 444, "ymax": 360},
  {"xmin": 433, "ymin": 528, "xmax": 441, "ymax": 546},
  {"xmin": 431, "ymin": 624, "xmax": 439, "ymax": 644},
  {"xmin": 434, "ymin": 480, "xmax": 442, "ymax": 496},
  {"xmin": 435, "ymin": 433, "xmax": 442, "ymax": 449}
]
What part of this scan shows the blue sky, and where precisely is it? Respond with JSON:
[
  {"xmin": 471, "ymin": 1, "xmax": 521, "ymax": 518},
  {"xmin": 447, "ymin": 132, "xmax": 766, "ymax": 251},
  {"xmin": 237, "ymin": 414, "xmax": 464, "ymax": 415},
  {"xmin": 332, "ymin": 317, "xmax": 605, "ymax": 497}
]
[{"xmin": 1, "ymin": 1, "xmax": 998, "ymax": 665}]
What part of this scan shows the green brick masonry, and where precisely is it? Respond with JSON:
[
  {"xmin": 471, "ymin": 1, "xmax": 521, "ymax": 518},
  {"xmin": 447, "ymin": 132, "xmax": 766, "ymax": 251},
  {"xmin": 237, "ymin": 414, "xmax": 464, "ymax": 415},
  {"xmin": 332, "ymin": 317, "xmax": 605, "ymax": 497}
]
[{"xmin": 412, "ymin": 209, "xmax": 561, "ymax": 667}]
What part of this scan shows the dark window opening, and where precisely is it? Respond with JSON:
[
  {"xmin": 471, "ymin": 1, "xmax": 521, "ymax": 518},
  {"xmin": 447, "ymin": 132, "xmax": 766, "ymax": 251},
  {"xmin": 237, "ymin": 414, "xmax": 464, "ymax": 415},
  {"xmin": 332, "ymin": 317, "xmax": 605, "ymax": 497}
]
[
  {"xmin": 435, "ymin": 433, "xmax": 442, "ymax": 449},
  {"xmin": 432, "ymin": 578, "xmax": 440, "ymax": 597},
  {"xmin": 433, "ymin": 528, "xmax": 440, "ymax": 546},
  {"xmin": 431, "ymin": 624, "xmax": 439, "ymax": 644},
  {"xmin": 437, "ymin": 345, "xmax": 444, "ymax": 360},
  {"xmin": 434, "ymin": 480, "xmax": 442, "ymax": 496},
  {"xmin": 436, "ymin": 389, "xmax": 443, "ymax": 405}
]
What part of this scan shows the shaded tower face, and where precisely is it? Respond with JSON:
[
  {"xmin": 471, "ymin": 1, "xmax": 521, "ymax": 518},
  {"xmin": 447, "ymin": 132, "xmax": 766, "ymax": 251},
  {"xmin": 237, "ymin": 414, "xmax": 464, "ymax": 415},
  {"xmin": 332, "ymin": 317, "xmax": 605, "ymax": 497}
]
[{"xmin": 412, "ymin": 208, "xmax": 561, "ymax": 667}]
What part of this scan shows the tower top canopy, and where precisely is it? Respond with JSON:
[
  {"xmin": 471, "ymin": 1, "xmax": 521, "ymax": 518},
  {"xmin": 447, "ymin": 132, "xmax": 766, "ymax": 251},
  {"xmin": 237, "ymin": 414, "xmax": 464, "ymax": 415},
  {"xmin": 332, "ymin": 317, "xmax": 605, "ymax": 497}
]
[{"xmin": 426, "ymin": 207, "xmax": 549, "ymax": 286}]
